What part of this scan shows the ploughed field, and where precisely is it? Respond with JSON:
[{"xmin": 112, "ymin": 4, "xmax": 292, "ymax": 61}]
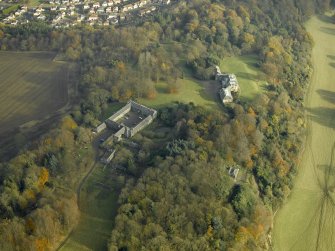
[
  {"xmin": 0, "ymin": 51, "xmax": 68, "ymax": 135},
  {"xmin": 273, "ymin": 14, "xmax": 335, "ymax": 251}
]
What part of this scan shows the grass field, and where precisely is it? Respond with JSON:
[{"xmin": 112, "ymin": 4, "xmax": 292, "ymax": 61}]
[
  {"xmin": 138, "ymin": 77, "xmax": 219, "ymax": 110},
  {"xmin": 60, "ymin": 164, "xmax": 119, "ymax": 251},
  {"xmin": 220, "ymin": 55, "xmax": 266, "ymax": 101},
  {"xmin": 273, "ymin": 14, "xmax": 335, "ymax": 251},
  {"xmin": 0, "ymin": 51, "xmax": 68, "ymax": 135}
]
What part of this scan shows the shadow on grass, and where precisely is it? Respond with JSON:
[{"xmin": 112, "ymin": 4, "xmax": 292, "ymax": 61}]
[
  {"xmin": 317, "ymin": 15, "xmax": 335, "ymax": 24},
  {"xmin": 307, "ymin": 106, "xmax": 335, "ymax": 129},
  {"xmin": 320, "ymin": 27, "xmax": 335, "ymax": 36},
  {"xmin": 330, "ymin": 62, "xmax": 335, "ymax": 68},
  {"xmin": 316, "ymin": 89, "xmax": 335, "ymax": 104},
  {"xmin": 288, "ymin": 142, "xmax": 335, "ymax": 251},
  {"xmin": 327, "ymin": 55, "xmax": 335, "ymax": 60},
  {"xmin": 236, "ymin": 71, "xmax": 258, "ymax": 81},
  {"xmin": 156, "ymin": 84, "xmax": 168, "ymax": 94}
]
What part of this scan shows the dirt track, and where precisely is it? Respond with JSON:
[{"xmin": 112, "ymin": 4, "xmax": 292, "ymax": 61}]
[{"xmin": 273, "ymin": 14, "xmax": 335, "ymax": 251}]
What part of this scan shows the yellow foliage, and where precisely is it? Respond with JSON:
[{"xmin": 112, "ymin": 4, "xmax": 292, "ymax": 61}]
[
  {"xmin": 247, "ymin": 107, "xmax": 256, "ymax": 117},
  {"xmin": 43, "ymin": 137, "xmax": 52, "ymax": 146},
  {"xmin": 243, "ymin": 33, "xmax": 255, "ymax": 44},
  {"xmin": 146, "ymin": 89, "xmax": 157, "ymax": 99},
  {"xmin": 195, "ymin": 136, "xmax": 204, "ymax": 146},
  {"xmin": 161, "ymin": 62, "xmax": 170, "ymax": 71},
  {"xmin": 268, "ymin": 36, "xmax": 285, "ymax": 55},
  {"xmin": 198, "ymin": 151, "xmax": 208, "ymax": 162},
  {"xmin": 61, "ymin": 116, "xmax": 78, "ymax": 131},
  {"xmin": 260, "ymin": 120, "xmax": 268, "ymax": 130},
  {"xmin": 206, "ymin": 225, "xmax": 213, "ymax": 238},
  {"xmin": 24, "ymin": 189, "xmax": 36, "ymax": 201},
  {"xmin": 265, "ymin": 51, "xmax": 274, "ymax": 59},
  {"xmin": 278, "ymin": 162, "xmax": 290, "ymax": 177},
  {"xmin": 209, "ymin": 4, "xmax": 225, "ymax": 19}
]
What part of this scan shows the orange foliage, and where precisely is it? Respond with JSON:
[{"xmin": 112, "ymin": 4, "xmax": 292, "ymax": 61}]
[
  {"xmin": 146, "ymin": 89, "xmax": 157, "ymax": 99},
  {"xmin": 226, "ymin": 150, "xmax": 234, "ymax": 163},
  {"xmin": 235, "ymin": 226, "xmax": 250, "ymax": 244},
  {"xmin": 236, "ymin": 223, "xmax": 265, "ymax": 246},
  {"xmin": 249, "ymin": 224, "xmax": 264, "ymax": 240},
  {"xmin": 117, "ymin": 61, "xmax": 126, "ymax": 75},
  {"xmin": 246, "ymin": 159, "xmax": 253, "ymax": 169},
  {"xmin": 167, "ymin": 86, "xmax": 178, "ymax": 94},
  {"xmin": 250, "ymin": 145, "xmax": 258, "ymax": 156},
  {"xmin": 25, "ymin": 218, "xmax": 35, "ymax": 234},
  {"xmin": 38, "ymin": 168, "xmax": 49, "ymax": 190},
  {"xmin": 35, "ymin": 237, "xmax": 49, "ymax": 251}
]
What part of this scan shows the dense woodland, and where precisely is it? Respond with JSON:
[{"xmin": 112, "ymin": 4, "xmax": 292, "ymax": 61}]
[{"xmin": 0, "ymin": 0, "xmax": 334, "ymax": 250}]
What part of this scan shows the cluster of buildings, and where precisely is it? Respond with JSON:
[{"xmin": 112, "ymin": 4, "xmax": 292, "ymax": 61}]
[
  {"xmin": 96, "ymin": 100, "xmax": 157, "ymax": 140},
  {"xmin": 215, "ymin": 66, "xmax": 240, "ymax": 104},
  {"xmin": 1, "ymin": 0, "xmax": 172, "ymax": 27},
  {"xmin": 95, "ymin": 100, "xmax": 157, "ymax": 164}
]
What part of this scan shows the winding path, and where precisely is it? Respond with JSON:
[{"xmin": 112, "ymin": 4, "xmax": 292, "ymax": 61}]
[{"xmin": 273, "ymin": 14, "xmax": 335, "ymax": 251}]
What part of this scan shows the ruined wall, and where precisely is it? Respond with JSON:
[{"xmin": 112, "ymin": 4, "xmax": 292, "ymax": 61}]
[
  {"xmin": 113, "ymin": 127, "xmax": 126, "ymax": 141},
  {"xmin": 130, "ymin": 115, "xmax": 154, "ymax": 137},
  {"xmin": 95, "ymin": 122, "xmax": 107, "ymax": 133},
  {"xmin": 130, "ymin": 100, "xmax": 156, "ymax": 117},
  {"xmin": 106, "ymin": 120, "xmax": 121, "ymax": 130},
  {"xmin": 107, "ymin": 102, "xmax": 131, "ymax": 122}
]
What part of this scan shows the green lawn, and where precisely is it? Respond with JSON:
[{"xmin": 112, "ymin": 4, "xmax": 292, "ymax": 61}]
[
  {"xmin": 220, "ymin": 55, "xmax": 266, "ymax": 101},
  {"xmin": 139, "ymin": 77, "xmax": 219, "ymax": 110}
]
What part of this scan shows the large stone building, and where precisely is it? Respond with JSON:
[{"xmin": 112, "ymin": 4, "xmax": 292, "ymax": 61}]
[
  {"xmin": 95, "ymin": 100, "xmax": 157, "ymax": 141},
  {"xmin": 215, "ymin": 66, "xmax": 240, "ymax": 104}
]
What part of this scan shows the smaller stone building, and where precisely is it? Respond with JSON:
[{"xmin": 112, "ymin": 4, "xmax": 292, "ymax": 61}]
[{"xmin": 100, "ymin": 149, "xmax": 116, "ymax": 164}]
